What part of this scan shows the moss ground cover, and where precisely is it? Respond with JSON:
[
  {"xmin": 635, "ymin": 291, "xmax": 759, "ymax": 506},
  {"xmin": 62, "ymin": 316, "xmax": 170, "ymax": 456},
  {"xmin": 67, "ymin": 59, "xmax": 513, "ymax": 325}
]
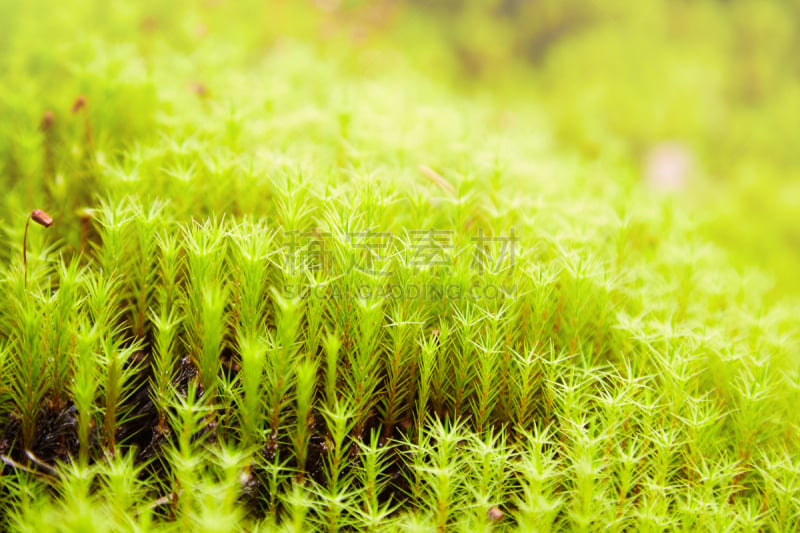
[{"xmin": 1, "ymin": 1, "xmax": 798, "ymax": 531}]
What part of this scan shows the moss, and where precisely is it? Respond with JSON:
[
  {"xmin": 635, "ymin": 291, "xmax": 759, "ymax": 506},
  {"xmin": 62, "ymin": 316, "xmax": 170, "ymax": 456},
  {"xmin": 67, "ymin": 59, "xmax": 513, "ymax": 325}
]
[{"xmin": 0, "ymin": 1, "xmax": 798, "ymax": 531}]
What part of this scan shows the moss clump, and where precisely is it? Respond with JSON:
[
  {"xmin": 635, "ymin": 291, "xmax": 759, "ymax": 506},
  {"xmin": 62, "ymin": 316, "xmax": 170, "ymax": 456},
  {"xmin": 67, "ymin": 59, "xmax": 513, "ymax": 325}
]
[{"xmin": 0, "ymin": 1, "xmax": 798, "ymax": 531}]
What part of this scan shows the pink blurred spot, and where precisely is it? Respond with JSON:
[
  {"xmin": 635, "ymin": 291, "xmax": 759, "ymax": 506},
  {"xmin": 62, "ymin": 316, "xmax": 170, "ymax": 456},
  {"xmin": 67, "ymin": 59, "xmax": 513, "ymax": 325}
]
[
  {"xmin": 314, "ymin": 0, "xmax": 340, "ymax": 13},
  {"xmin": 644, "ymin": 142, "xmax": 694, "ymax": 192}
]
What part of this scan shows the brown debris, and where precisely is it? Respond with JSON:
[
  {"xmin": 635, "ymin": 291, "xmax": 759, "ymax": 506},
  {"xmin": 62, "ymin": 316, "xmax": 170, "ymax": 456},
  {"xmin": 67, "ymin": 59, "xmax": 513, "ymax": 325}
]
[
  {"xmin": 189, "ymin": 81, "xmax": 208, "ymax": 98},
  {"xmin": 487, "ymin": 506, "xmax": 504, "ymax": 522},
  {"xmin": 418, "ymin": 165, "xmax": 455, "ymax": 195}
]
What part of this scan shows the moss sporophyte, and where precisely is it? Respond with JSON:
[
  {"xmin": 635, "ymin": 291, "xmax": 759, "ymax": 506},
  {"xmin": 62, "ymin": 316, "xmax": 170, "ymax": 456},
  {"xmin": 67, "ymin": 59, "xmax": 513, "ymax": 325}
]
[{"xmin": 23, "ymin": 209, "xmax": 54, "ymax": 287}]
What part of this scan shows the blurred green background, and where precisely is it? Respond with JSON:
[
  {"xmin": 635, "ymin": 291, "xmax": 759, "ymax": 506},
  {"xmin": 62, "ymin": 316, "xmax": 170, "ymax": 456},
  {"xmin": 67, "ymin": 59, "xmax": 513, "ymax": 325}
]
[
  {"xmin": 307, "ymin": 0, "xmax": 800, "ymax": 300},
  {"xmin": 2, "ymin": 0, "xmax": 798, "ymax": 298}
]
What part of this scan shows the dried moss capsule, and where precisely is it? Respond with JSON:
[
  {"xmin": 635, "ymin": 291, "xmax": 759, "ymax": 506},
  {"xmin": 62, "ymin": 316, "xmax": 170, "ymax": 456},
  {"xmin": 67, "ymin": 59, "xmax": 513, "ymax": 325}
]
[
  {"xmin": 24, "ymin": 209, "xmax": 54, "ymax": 287},
  {"xmin": 40, "ymin": 110, "xmax": 55, "ymax": 131},
  {"xmin": 31, "ymin": 209, "xmax": 53, "ymax": 227},
  {"xmin": 71, "ymin": 95, "xmax": 87, "ymax": 113}
]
